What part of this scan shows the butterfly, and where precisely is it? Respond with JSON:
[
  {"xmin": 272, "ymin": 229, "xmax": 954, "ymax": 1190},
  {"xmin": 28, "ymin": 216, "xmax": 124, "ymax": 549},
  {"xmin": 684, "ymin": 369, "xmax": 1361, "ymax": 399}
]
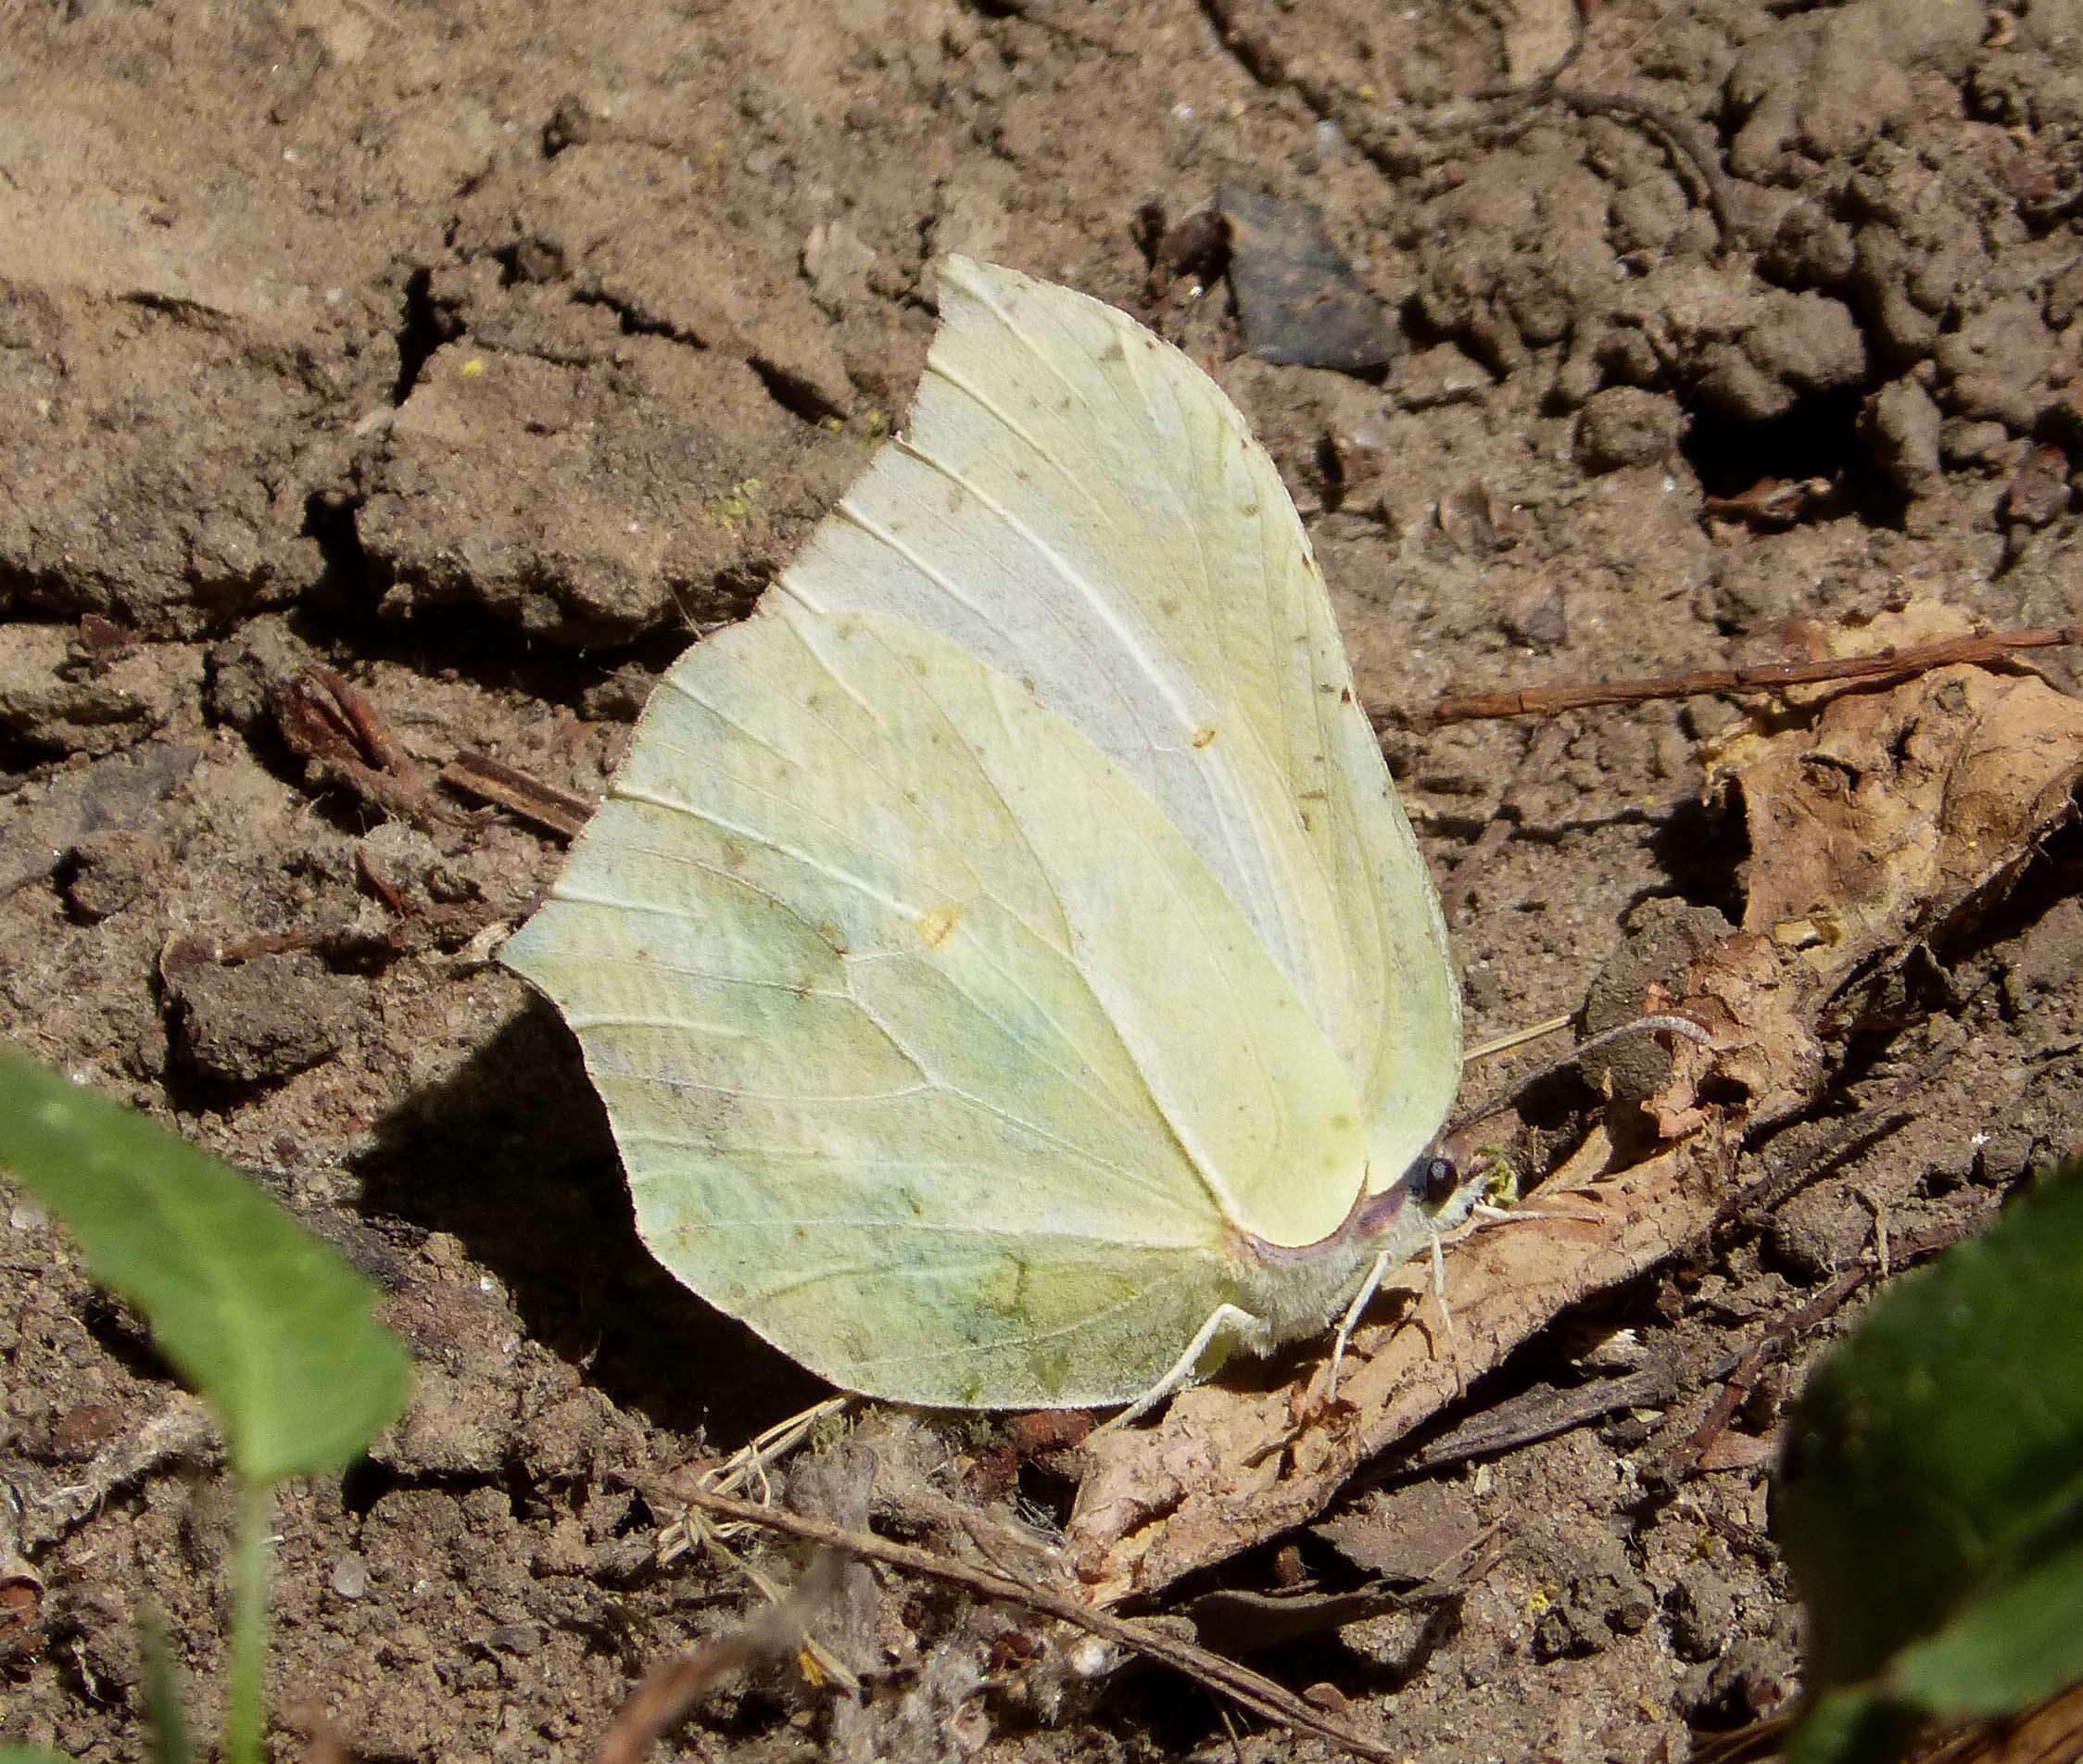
[{"xmin": 502, "ymin": 257, "xmax": 1471, "ymax": 1410}]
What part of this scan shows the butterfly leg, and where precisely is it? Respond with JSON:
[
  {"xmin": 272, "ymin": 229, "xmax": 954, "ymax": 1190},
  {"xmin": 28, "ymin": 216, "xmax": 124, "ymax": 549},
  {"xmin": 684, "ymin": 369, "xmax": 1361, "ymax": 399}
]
[
  {"xmin": 1333, "ymin": 1210, "xmax": 1534, "ymax": 1402},
  {"xmin": 1322, "ymin": 1247, "xmax": 1394, "ymax": 1405},
  {"xmin": 1429, "ymin": 1229, "xmax": 1456, "ymax": 1345},
  {"xmin": 1311, "ymin": 1232, "xmax": 1463, "ymax": 1418},
  {"xmin": 1095, "ymin": 1302, "xmax": 1268, "ymax": 1432}
]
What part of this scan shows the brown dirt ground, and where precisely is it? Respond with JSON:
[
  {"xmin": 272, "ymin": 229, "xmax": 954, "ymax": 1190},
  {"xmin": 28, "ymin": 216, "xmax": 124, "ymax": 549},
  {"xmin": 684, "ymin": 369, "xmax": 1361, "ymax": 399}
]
[{"xmin": 5, "ymin": 0, "xmax": 2083, "ymax": 1758}]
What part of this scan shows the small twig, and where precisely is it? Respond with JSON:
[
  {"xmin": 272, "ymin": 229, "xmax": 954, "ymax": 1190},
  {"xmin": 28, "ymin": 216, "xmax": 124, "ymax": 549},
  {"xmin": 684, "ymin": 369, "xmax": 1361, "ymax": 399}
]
[
  {"xmin": 271, "ymin": 666, "xmax": 458, "ymax": 826},
  {"xmin": 690, "ymin": 1525, "xmax": 859, "ymax": 1694},
  {"xmin": 1464, "ymin": 1012, "xmax": 1575, "ymax": 1062},
  {"xmin": 1646, "ymin": 1038, "xmax": 1979, "ymax": 1481},
  {"xmin": 1654, "ymin": 1265, "xmax": 1865, "ymax": 1486},
  {"xmin": 660, "ymin": 1482, "xmax": 1410, "ymax": 1763},
  {"xmin": 1717, "ymin": 1044, "xmax": 1960, "ymax": 1236},
  {"xmin": 1653, "ymin": 1211, "xmax": 1985, "ymax": 1483},
  {"xmin": 440, "ymin": 750, "xmax": 596, "ymax": 840},
  {"xmin": 1702, "ymin": 475, "xmax": 1833, "ymax": 529},
  {"xmin": 655, "ymin": 1396, "xmax": 852, "ymax": 1566},
  {"xmin": 160, "ymin": 929, "xmax": 325, "ymax": 976},
  {"xmin": 355, "ymin": 845, "xmax": 417, "ymax": 915},
  {"xmin": 1379, "ymin": 1344, "xmax": 1743, "ymax": 1481},
  {"xmin": 1423, "ymin": 624, "xmax": 2083, "ymax": 724},
  {"xmin": 593, "ymin": 1556, "xmax": 840, "ymax": 1764},
  {"xmin": 1552, "ymin": 87, "xmax": 1743, "ymax": 242}
]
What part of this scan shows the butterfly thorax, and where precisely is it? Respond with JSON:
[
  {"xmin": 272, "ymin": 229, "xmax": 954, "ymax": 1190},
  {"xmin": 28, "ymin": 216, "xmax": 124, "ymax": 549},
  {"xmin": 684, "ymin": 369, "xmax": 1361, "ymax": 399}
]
[{"xmin": 1228, "ymin": 1151, "xmax": 1483, "ymax": 1350}]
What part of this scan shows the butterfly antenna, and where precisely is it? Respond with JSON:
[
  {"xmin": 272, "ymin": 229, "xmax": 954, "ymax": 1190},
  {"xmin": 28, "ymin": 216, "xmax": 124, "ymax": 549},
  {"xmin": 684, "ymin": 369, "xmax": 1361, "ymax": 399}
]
[{"xmin": 1454, "ymin": 1011, "xmax": 1713, "ymax": 1140}]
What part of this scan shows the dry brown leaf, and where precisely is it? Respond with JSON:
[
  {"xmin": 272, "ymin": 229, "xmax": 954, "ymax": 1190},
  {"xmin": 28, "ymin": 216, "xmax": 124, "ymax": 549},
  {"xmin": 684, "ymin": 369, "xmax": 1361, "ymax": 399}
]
[
  {"xmin": 1065, "ymin": 608, "xmax": 2083, "ymax": 1606},
  {"xmin": 1068, "ymin": 1127, "xmax": 1728, "ymax": 1600},
  {"xmin": 1707, "ymin": 602, "xmax": 2083, "ymax": 985},
  {"xmin": 1639, "ymin": 928, "xmax": 1824, "ymax": 1140}
]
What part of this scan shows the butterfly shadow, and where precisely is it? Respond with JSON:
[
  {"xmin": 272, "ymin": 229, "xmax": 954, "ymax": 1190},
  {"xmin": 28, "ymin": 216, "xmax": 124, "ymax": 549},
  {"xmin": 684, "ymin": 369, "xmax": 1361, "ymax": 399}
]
[{"xmin": 353, "ymin": 997, "xmax": 828, "ymax": 1448}]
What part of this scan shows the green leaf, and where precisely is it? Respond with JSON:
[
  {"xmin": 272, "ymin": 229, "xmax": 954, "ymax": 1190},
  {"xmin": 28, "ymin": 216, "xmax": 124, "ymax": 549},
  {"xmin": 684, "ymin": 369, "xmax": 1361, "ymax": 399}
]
[
  {"xmin": 141, "ymin": 1617, "xmax": 194, "ymax": 1764},
  {"xmin": 0, "ymin": 1750, "xmax": 74, "ymax": 1764},
  {"xmin": 1774, "ymin": 1158, "xmax": 2083, "ymax": 1760},
  {"xmin": 0, "ymin": 1050, "xmax": 410, "ymax": 1484},
  {"xmin": 1888, "ymin": 1515, "xmax": 2083, "ymax": 1715},
  {"xmin": 1782, "ymin": 1690, "xmax": 1919, "ymax": 1764}
]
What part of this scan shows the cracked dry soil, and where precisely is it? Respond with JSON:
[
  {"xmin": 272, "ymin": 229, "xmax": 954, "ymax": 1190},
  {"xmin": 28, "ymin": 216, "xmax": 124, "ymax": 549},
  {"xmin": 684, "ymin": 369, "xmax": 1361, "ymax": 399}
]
[{"xmin": 6, "ymin": 1, "xmax": 2083, "ymax": 1759}]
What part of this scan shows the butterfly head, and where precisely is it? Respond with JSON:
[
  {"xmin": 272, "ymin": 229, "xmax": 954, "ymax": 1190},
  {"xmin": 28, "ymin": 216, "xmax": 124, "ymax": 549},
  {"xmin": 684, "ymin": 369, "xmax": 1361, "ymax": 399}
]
[
  {"xmin": 1418, "ymin": 1153, "xmax": 1462, "ymax": 1209},
  {"xmin": 1351, "ymin": 1122, "xmax": 1496, "ymax": 1247}
]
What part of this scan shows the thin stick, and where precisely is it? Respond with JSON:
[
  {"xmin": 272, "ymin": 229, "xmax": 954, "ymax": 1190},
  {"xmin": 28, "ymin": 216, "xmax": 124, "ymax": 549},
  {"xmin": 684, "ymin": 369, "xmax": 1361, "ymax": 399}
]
[
  {"xmin": 1378, "ymin": 1345, "xmax": 1744, "ymax": 1481},
  {"xmin": 1465, "ymin": 1013, "xmax": 1574, "ymax": 1062},
  {"xmin": 271, "ymin": 666, "xmax": 457, "ymax": 826},
  {"xmin": 661, "ymin": 1482, "xmax": 1410, "ymax": 1763},
  {"xmin": 1653, "ymin": 1211, "xmax": 1982, "ymax": 1485},
  {"xmin": 593, "ymin": 1556, "xmax": 840, "ymax": 1764},
  {"xmin": 439, "ymin": 750, "xmax": 595, "ymax": 839},
  {"xmin": 692, "ymin": 1524, "xmax": 859, "ymax": 1694},
  {"xmin": 1422, "ymin": 625, "xmax": 2083, "ymax": 724},
  {"xmin": 654, "ymin": 1395, "xmax": 852, "ymax": 1565},
  {"xmin": 1552, "ymin": 87, "xmax": 1741, "ymax": 241}
]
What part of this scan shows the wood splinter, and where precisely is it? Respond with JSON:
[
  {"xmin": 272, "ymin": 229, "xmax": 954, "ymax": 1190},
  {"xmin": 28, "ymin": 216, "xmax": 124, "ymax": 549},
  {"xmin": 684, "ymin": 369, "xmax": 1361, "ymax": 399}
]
[{"xmin": 1421, "ymin": 624, "xmax": 2083, "ymax": 725}]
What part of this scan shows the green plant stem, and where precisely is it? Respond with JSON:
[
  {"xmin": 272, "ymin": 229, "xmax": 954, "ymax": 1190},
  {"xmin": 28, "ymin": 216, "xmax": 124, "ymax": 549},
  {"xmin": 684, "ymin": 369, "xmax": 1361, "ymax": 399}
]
[{"xmin": 223, "ymin": 1480, "xmax": 273, "ymax": 1764}]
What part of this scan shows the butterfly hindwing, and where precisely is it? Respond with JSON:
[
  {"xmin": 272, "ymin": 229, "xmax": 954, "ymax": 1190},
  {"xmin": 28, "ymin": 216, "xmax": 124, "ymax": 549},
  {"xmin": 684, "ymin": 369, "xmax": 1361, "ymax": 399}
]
[{"xmin": 502, "ymin": 603, "xmax": 1370, "ymax": 1405}]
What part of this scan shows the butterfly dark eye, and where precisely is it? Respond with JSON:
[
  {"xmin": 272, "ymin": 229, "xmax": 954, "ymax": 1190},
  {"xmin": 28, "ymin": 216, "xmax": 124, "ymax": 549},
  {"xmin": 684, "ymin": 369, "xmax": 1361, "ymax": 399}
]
[{"xmin": 1420, "ymin": 1156, "xmax": 1459, "ymax": 1208}]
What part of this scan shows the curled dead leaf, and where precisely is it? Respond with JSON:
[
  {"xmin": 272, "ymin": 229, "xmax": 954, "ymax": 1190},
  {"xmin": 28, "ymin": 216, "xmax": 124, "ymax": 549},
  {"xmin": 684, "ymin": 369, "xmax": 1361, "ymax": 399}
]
[{"xmin": 1706, "ymin": 604, "xmax": 2083, "ymax": 988}]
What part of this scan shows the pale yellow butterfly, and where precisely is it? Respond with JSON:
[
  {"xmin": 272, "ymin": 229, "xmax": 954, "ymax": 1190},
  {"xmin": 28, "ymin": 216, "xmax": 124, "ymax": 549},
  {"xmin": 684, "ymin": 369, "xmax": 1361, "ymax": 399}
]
[{"xmin": 501, "ymin": 257, "xmax": 1470, "ymax": 1410}]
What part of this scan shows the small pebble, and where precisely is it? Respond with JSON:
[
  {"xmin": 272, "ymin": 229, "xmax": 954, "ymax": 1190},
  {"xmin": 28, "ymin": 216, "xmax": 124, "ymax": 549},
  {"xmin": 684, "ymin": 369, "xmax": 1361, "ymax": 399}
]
[{"xmin": 486, "ymin": 1623, "xmax": 542, "ymax": 1657}]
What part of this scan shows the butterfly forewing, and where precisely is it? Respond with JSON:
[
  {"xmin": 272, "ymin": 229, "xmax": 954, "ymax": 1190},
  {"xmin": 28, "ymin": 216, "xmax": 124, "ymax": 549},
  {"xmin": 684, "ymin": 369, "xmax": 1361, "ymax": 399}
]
[{"xmin": 778, "ymin": 258, "xmax": 1459, "ymax": 1186}]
